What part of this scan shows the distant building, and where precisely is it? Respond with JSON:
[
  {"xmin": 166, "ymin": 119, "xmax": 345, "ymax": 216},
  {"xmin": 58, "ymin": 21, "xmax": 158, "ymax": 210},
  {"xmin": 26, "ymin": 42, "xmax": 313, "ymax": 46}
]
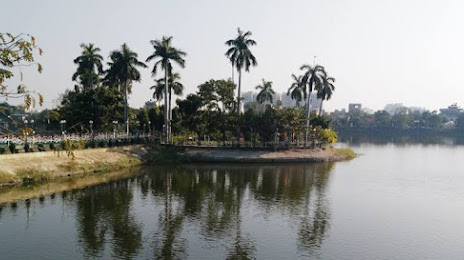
[
  {"xmin": 332, "ymin": 109, "xmax": 347, "ymax": 119},
  {"xmin": 242, "ymin": 91, "xmax": 323, "ymax": 113},
  {"xmin": 440, "ymin": 103, "xmax": 463, "ymax": 120},
  {"xmin": 348, "ymin": 103, "xmax": 362, "ymax": 114},
  {"xmin": 384, "ymin": 103, "xmax": 405, "ymax": 115},
  {"xmin": 144, "ymin": 100, "xmax": 156, "ymax": 109}
]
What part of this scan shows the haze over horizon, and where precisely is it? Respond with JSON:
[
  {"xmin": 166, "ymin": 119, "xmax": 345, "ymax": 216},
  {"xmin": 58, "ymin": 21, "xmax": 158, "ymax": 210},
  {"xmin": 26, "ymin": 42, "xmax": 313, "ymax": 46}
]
[{"xmin": 4, "ymin": 0, "xmax": 464, "ymax": 112}]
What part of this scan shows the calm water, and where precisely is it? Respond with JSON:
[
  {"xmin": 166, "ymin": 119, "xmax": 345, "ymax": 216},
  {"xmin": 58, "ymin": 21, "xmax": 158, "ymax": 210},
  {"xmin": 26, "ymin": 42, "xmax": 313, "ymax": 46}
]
[{"xmin": 1, "ymin": 144, "xmax": 464, "ymax": 259}]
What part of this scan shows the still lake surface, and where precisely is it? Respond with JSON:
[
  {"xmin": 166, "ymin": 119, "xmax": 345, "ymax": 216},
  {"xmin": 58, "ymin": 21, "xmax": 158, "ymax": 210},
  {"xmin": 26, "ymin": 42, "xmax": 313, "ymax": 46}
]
[{"xmin": 1, "ymin": 143, "xmax": 464, "ymax": 259}]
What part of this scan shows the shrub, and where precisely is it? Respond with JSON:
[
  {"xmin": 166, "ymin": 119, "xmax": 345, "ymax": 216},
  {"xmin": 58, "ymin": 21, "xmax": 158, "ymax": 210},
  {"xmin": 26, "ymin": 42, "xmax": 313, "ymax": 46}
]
[
  {"xmin": 98, "ymin": 140, "xmax": 107, "ymax": 148},
  {"xmin": 316, "ymin": 127, "xmax": 338, "ymax": 144},
  {"xmin": 9, "ymin": 143, "xmax": 16, "ymax": 154}
]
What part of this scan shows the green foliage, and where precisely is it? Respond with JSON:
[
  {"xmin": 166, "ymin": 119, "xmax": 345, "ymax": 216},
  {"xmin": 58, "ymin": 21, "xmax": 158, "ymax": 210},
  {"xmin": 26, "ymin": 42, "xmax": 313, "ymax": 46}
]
[
  {"xmin": 335, "ymin": 110, "xmax": 447, "ymax": 130},
  {"xmin": 72, "ymin": 43, "xmax": 104, "ymax": 90},
  {"xmin": 335, "ymin": 148, "xmax": 357, "ymax": 160},
  {"xmin": 9, "ymin": 143, "xmax": 15, "ymax": 154},
  {"xmin": 0, "ymin": 33, "xmax": 43, "ymax": 85},
  {"xmin": 146, "ymin": 146, "xmax": 184, "ymax": 164},
  {"xmin": 456, "ymin": 113, "xmax": 464, "ymax": 129},
  {"xmin": 255, "ymin": 79, "xmax": 275, "ymax": 104},
  {"xmin": 59, "ymin": 86, "xmax": 124, "ymax": 132},
  {"xmin": 0, "ymin": 33, "xmax": 44, "ymax": 110},
  {"xmin": 310, "ymin": 115, "xmax": 331, "ymax": 129},
  {"xmin": 316, "ymin": 127, "xmax": 338, "ymax": 144}
]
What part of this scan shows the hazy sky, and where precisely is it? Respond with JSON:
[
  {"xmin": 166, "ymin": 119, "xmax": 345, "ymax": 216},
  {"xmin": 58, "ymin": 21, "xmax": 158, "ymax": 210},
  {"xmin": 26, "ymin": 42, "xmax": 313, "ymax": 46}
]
[{"xmin": 4, "ymin": 0, "xmax": 464, "ymax": 112}]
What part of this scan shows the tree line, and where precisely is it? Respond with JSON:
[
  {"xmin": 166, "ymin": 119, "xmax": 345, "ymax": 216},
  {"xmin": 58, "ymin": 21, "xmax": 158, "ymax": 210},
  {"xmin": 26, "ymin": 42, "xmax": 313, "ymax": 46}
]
[{"xmin": 1, "ymin": 29, "xmax": 338, "ymax": 145}]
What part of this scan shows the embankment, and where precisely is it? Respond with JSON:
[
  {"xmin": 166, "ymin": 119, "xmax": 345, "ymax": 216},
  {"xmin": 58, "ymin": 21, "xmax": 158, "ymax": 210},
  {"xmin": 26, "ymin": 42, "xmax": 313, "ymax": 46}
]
[
  {"xmin": 150, "ymin": 146, "xmax": 356, "ymax": 163},
  {"xmin": 0, "ymin": 145, "xmax": 145, "ymax": 186}
]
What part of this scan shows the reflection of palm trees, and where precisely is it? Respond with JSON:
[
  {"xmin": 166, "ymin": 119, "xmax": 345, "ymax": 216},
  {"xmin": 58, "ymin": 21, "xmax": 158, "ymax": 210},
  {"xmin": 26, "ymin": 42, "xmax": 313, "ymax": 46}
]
[
  {"xmin": 297, "ymin": 163, "xmax": 333, "ymax": 254},
  {"xmin": 70, "ymin": 163, "xmax": 334, "ymax": 259},
  {"xmin": 152, "ymin": 170, "xmax": 187, "ymax": 260},
  {"xmin": 74, "ymin": 179, "xmax": 142, "ymax": 258}
]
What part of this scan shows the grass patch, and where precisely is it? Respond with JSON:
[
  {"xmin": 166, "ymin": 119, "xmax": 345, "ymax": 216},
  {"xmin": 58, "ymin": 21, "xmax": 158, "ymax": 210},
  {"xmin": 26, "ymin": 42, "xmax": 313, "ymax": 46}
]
[
  {"xmin": 334, "ymin": 148, "xmax": 357, "ymax": 160},
  {"xmin": 146, "ymin": 145, "xmax": 185, "ymax": 164},
  {"xmin": 16, "ymin": 168, "xmax": 55, "ymax": 184},
  {"xmin": 0, "ymin": 172, "xmax": 19, "ymax": 185}
]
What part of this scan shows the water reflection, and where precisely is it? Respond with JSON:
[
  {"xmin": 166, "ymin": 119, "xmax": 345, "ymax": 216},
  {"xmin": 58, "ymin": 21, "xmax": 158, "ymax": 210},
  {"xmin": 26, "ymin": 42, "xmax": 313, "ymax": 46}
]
[
  {"xmin": 339, "ymin": 133, "xmax": 464, "ymax": 146},
  {"xmin": 75, "ymin": 180, "xmax": 143, "ymax": 259},
  {"xmin": 0, "ymin": 163, "xmax": 335, "ymax": 259}
]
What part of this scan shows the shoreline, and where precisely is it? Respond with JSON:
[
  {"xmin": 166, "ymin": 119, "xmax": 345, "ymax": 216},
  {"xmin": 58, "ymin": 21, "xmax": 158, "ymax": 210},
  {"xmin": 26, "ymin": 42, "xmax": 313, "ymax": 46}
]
[
  {"xmin": 0, "ymin": 146, "xmax": 144, "ymax": 187},
  {"xmin": 180, "ymin": 147, "xmax": 355, "ymax": 163},
  {"xmin": 0, "ymin": 145, "xmax": 356, "ymax": 187}
]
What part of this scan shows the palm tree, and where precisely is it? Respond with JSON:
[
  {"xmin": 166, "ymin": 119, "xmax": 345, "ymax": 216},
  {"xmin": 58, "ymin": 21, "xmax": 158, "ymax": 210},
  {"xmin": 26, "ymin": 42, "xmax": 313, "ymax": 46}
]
[
  {"xmin": 104, "ymin": 43, "xmax": 147, "ymax": 135},
  {"xmin": 287, "ymin": 74, "xmax": 306, "ymax": 107},
  {"xmin": 316, "ymin": 76, "xmax": 335, "ymax": 115},
  {"xmin": 255, "ymin": 79, "xmax": 275, "ymax": 104},
  {"xmin": 150, "ymin": 73, "xmax": 184, "ymax": 118},
  {"xmin": 225, "ymin": 28, "xmax": 257, "ymax": 114},
  {"xmin": 300, "ymin": 64, "xmax": 326, "ymax": 143},
  {"xmin": 146, "ymin": 36, "xmax": 186, "ymax": 143},
  {"xmin": 72, "ymin": 43, "xmax": 104, "ymax": 90}
]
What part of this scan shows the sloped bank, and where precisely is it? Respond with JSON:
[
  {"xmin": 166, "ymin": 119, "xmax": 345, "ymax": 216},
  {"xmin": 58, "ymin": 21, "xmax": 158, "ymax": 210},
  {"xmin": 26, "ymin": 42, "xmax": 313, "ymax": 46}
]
[
  {"xmin": 0, "ymin": 146, "xmax": 144, "ymax": 186},
  {"xmin": 147, "ymin": 145, "xmax": 356, "ymax": 164}
]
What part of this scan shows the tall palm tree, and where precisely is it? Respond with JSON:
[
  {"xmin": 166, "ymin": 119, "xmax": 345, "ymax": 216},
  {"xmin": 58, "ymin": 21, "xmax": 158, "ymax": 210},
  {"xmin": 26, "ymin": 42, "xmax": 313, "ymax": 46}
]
[
  {"xmin": 287, "ymin": 74, "xmax": 306, "ymax": 107},
  {"xmin": 72, "ymin": 43, "xmax": 104, "ymax": 90},
  {"xmin": 104, "ymin": 43, "xmax": 147, "ymax": 135},
  {"xmin": 300, "ymin": 64, "xmax": 326, "ymax": 143},
  {"xmin": 255, "ymin": 79, "xmax": 275, "ymax": 104},
  {"xmin": 225, "ymin": 28, "xmax": 257, "ymax": 114},
  {"xmin": 317, "ymin": 76, "xmax": 335, "ymax": 115},
  {"xmin": 146, "ymin": 36, "xmax": 186, "ymax": 143},
  {"xmin": 150, "ymin": 73, "xmax": 184, "ymax": 118}
]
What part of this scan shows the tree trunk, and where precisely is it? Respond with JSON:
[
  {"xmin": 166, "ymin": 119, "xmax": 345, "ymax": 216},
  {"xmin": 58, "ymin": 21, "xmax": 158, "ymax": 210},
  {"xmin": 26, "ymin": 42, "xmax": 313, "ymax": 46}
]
[
  {"xmin": 305, "ymin": 90, "xmax": 312, "ymax": 145},
  {"xmin": 169, "ymin": 86, "xmax": 172, "ymax": 142},
  {"xmin": 124, "ymin": 80, "xmax": 129, "ymax": 135},
  {"xmin": 164, "ymin": 66, "xmax": 169, "ymax": 143},
  {"xmin": 319, "ymin": 99, "xmax": 324, "ymax": 116},
  {"xmin": 237, "ymin": 69, "xmax": 242, "ymax": 114}
]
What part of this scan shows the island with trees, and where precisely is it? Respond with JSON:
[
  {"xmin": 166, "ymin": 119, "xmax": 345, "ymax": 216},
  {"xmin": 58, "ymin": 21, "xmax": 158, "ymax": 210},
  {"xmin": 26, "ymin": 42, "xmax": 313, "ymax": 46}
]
[{"xmin": 0, "ymin": 29, "xmax": 356, "ymax": 185}]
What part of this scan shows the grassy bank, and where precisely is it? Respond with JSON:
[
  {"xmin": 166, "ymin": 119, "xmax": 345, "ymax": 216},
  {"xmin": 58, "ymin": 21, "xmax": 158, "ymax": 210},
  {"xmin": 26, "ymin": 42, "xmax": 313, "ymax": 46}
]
[
  {"xmin": 0, "ymin": 146, "xmax": 143, "ymax": 186},
  {"xmin": 334, "ymin": 148, "xmax": 357, "ymax": 160},
  {"xmin": 0, "ymin": 166, "xmax": 149, "ymax": 205}
]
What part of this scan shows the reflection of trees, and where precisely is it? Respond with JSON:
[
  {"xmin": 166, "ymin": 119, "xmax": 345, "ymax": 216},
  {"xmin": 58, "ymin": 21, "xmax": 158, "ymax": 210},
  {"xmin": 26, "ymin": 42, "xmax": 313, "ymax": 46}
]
[
  {"xmin": 71, "ymin": 162, "xmax": 334, "ymax": 259},
  {"xmin": 74, "ymin": 179, "xmax": 142, "ymax": 259}
]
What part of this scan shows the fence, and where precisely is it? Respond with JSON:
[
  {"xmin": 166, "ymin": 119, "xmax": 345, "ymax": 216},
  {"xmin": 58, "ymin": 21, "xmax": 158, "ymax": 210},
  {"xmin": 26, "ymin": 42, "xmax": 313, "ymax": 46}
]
[{"xmin": 0, "ymin": 135, "xmax": 154, "ymax": 154}]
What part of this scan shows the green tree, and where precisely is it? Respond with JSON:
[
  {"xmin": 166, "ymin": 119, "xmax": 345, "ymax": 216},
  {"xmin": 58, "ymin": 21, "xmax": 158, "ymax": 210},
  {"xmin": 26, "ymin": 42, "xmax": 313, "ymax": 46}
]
[
  {"xmin": 215, "ymin": 79, "xmax": 236, "ymax": 113},
  {"xmin": 374, "ymin": 110, "xmax": 392, "ymax": 128},
  {"xmin": 255, "ymin": 79, "xmax": 275, "ymax": 104},
  {"xmin": 59, "ymin": 86, "xmax": 124, "ymax": 133},
  {"xmin": 0, "ymin": 33, "xmax": 43, "ymax": 110},
  {"xmin": 316, "ymin": 75, "xmax": 335, "ymax": 115},
  {"xmin": 287, "ymin": 74, "xmax": 306, "ymax": 107},
  {"xmin": 151, "ymin": 72, "xmax": 184, "ymax": 118},
  {"xmin": 225, "ymin": 28, "xmax": 257, "ymax": 114},
  {"xmin": 146, "ymin": 36, "xmax": 186, "ymax": 143},
  {"xmin": 72, "ymin": 43, "xmax": 104, "ymax": 90},
  {"xmin": 300, "ymin": 64, "xmax": 326, "ymax": 142},
  {"xmin": 104, "ymin": 43, "xmax": 147, "ymax": 135},
  {"xmin": 197, "ymin": 80, "xmax": 219, "ymax": 110}
]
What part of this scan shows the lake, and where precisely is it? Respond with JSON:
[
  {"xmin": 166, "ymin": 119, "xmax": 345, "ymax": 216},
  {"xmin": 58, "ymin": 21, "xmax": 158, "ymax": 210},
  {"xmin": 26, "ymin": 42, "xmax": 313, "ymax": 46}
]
[{"xmin": 1, "ymin": 143, "xmax": 464, "ymax": 259}]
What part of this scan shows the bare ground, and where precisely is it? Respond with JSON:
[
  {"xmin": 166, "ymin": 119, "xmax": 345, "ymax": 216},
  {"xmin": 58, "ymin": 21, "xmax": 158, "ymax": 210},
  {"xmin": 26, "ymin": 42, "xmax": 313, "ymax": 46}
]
[{"xmin": 182, "ymin": 147, "xmax": 349, "ymax": 163}]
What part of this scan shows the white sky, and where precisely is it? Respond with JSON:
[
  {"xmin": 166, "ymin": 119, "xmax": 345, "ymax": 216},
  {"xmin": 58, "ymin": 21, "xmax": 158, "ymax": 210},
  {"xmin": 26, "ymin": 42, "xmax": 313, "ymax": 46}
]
[{"xmin": 4, "ymin": 0, "xmax": 464, "ymax": 112}]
